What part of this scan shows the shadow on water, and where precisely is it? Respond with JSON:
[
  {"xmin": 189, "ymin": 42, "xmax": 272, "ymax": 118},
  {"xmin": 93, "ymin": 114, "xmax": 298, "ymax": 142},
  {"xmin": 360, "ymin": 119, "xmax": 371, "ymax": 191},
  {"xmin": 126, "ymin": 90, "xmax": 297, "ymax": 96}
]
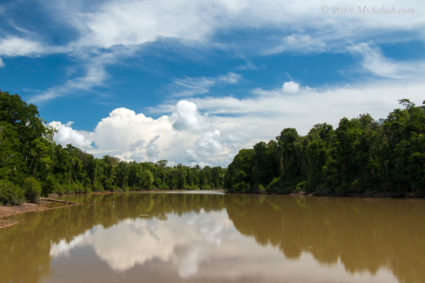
[{"xmin": 0, "ymin": 192, "xmax": 424, "ymax": 282}]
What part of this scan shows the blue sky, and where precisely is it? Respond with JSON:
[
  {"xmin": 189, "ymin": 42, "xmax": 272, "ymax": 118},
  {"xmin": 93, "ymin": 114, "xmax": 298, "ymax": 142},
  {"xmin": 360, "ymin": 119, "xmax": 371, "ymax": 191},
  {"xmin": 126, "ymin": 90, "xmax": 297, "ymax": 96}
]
[{"xmin": 1, "ymin": 0, "xmax": 425, "ymax": 166}]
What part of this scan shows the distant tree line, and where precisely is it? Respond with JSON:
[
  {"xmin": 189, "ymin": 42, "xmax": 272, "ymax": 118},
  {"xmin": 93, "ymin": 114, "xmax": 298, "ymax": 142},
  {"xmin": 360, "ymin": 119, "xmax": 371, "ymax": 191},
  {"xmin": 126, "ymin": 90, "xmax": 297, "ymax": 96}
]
[
  {"xmin": 1, "ymin": 91, "xmax": 424, "ymax": 204},
  {"xmin": 224, "ymin": 99, "xmax": 425, "ymax": 196},
  {"xmin": 0, "ymin": 91, "xmax": 225, "ymax": 205}
]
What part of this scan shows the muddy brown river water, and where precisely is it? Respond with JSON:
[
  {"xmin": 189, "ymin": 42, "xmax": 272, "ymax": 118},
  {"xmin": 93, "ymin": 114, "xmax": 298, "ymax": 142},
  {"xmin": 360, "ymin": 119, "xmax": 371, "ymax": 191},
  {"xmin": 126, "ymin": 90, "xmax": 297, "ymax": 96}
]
[{"xmin": 0, "ymin": 192, "xmax": 424, "ymax": 282}]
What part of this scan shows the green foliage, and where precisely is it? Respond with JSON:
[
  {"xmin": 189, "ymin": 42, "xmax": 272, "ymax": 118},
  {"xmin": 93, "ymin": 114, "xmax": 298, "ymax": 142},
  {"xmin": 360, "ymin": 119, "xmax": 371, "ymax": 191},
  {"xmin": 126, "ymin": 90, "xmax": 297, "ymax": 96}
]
[
  {"xmin": 266, "ymin": 176, "xmax": 296, "ymax": 194},
  {"xmin": 43, "ymin": 175, "xmax": 59, "ymax": 196},
  {"xmin": 0, "ymin": 122, "xmax": 26, "ymax": 179},
  {"xmin": 225, "ymin": 99, "xmax": 425, "ymax": 196},
  {"xmin": 224, "ymin": 149, "xmax": 255, "ymax": 193},
  {"xmin": 0, "ymin": 91, "xmax": 226, "ymax": 204},
  {"xmin": 258, "ymin": 184, "xmax": 266, "ymax": 194},
  {"xmin": 2, "ymin": 90, "xmax": 423, "ymax": 201},
  {"xmin": 0, "ymin": 180, "xmax": 24, "ymax": 205},
  {"xmin": 232, "ymin": 182, "xmax": 250, "ymax": 193},
  {"xmin": 296, "ymin": 181, "xmax": 306, "ymax": 192},
  {"xmin": 140, "ymin": 170, "xmax": 154, "ymax": 189},
  {"xmin": 23, "ymin": 177, "xmax": 41, "ymax": 203}
]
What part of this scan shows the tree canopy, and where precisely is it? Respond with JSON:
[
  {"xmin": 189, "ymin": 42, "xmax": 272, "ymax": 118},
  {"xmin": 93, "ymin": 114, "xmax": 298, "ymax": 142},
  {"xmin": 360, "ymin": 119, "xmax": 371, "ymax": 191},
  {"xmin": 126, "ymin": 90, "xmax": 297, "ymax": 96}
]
[
  {"xmin": 1, "ymin": 91, "xmax": 424, "ymax": 204},
  {"xmin": 0, "ymin": 91, "xmax": 225, "ymax": 205},
  {"xmin": 224, "ymin": 99, "xmax": 425, "ymax": 196}
]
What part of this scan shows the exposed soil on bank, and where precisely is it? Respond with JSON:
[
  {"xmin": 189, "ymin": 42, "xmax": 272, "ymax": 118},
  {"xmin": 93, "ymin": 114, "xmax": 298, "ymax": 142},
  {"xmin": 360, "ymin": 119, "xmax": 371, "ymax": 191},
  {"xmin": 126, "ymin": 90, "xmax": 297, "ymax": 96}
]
[
  {"xmin": 0, "ymin": 202, "xmax": 47, "ymax": 218},
  {"xmin": 0, "ymin": 199, "xmax": 77, "ymax": 229},
  {"xmin": 0, "ymin": 191, "xmax": 223, "ymax": 229}
]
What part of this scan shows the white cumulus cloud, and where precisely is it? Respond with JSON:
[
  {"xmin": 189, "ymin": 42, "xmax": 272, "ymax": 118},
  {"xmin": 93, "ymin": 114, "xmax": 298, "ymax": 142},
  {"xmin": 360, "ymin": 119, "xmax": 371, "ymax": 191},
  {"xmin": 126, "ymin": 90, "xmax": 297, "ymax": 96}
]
[
  {"xmin": 51, "ymin": 100, "xmax": 227, "ymax": 165},
  {"xmin": 49, "ymin": 121, "xmax": 92, "ymax": 149},
  {"xmin": 282, "ymin": 81, "xmax": 300, "ymax": 93},
  {"xmin": 171, "ymin": 100, "xmax": 207, "ymax": 132},
  {"xmin": 49, "ymin": 80, "xmax": 425, "ymax": 167}
]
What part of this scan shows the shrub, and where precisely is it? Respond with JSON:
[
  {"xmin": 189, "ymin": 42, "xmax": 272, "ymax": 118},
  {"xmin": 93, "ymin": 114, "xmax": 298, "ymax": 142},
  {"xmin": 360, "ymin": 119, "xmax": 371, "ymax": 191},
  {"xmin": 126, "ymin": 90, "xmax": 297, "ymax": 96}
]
[
  {"xmin": 266, "ymin": 177, "xmax": 281, "ymax": 193},
  {"xmin": 258, "ymin": 184, "xmax": 266, "ymax": 194},
  {"xmin": 233, "ymin": 182, "xmax": 250, "ymax": 193},
  {"xmin": 23, "ymin": 177, "xmax": 42, "ymax": 203},
  {"xmin": 0, "ymin": 179, "xmax": 24, "ymax": 205},
  {"xmin": 43, "ymin": 175, "xmax": 59, "ymax": 196},
  {"xmin": 55, "ymin": 184, "xmax": 65, "ymax": 195},
  {"xmin": 266, "ymin": 177, "xmax": 294, "ymax": 194},
  {"xmin": 65, "ymin": 183, "xmax": 83, "ymax": 193},
  {"xmin": 92, "ymin": 180, "xmax": 104, "ymax": 192},
  {"xmin": 296, "ymin": 181, "xmax": 306, "ymax": 192}
]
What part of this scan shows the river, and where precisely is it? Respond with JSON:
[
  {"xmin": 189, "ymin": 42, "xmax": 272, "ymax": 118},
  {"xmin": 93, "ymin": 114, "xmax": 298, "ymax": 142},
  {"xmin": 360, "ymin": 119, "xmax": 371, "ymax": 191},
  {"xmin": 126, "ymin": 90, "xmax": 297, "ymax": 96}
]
[{"xmin": 0, "ymin": 192, "xmax": 424, "ymax": 282}]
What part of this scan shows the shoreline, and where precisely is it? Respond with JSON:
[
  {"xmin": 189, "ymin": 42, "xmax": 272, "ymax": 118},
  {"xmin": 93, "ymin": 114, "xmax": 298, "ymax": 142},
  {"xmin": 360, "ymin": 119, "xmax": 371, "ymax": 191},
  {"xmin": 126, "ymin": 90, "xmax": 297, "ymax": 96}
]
[
  {"xmin": 0, "ymin": 199, "xmax": 77, "ymax": 229},
  {"xmin": 0, "ymin": 190, "xmax": 223, "ymax": 229},
  {"xmin": 292, "ymin": 191, "xmax": 425, "ymax": 199},
  {"xmin": 66, "ymin": 189, "xmax": 225, "ymax": 196},
  {"xmin": 2, "ymin": 189, "xmax": 423, "ymax": 229},
  {"xmin": 0, "ymin": 203, "xmax": 48, "ymax": 229},
  {"xmin": 227, "ymin": 190, "xmax": 425, "ymax": 199}
]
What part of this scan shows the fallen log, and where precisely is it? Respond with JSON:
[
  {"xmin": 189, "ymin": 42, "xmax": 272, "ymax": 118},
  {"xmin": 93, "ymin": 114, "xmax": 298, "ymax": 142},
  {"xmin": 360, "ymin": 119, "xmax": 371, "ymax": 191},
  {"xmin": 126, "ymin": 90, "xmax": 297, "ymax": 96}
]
[{"xmin": 40, "ymin": 198, "xmax": 77, "ymax": 205}]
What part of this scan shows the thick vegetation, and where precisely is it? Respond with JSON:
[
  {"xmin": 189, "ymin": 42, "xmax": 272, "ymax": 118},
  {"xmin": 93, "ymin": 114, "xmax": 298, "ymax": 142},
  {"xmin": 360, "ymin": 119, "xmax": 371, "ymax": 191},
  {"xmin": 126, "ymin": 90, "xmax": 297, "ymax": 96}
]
[
  {"xmin": 1, "ymin": 91, "xmax": 424, "ymax": 204},
  {"xmin": 225, "ymin": 99, "xmax": 425, "ymax": 196},
  {"xmin": 0, "ymin": 91, "xmax": 225, "ymax": 205}
]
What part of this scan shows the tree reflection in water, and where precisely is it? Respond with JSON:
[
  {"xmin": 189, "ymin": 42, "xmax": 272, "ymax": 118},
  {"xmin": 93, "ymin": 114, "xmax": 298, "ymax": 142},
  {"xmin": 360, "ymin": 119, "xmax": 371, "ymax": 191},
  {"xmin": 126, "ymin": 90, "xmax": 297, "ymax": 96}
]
[{"xmin": 0, "ymin": 192, "xmax": 424, "ymax": 282}]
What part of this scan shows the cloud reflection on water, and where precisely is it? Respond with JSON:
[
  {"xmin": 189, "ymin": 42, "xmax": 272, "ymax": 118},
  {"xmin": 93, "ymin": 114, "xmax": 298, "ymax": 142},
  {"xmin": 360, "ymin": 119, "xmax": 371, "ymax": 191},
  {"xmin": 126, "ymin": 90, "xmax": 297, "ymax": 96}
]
[
  {"xmin": 49, "ymin": 207, "xmax": 397, "ymax": 282},
  {"xmin": 50, "ymin": 209, "xmax": 233, "ymax": 277}
]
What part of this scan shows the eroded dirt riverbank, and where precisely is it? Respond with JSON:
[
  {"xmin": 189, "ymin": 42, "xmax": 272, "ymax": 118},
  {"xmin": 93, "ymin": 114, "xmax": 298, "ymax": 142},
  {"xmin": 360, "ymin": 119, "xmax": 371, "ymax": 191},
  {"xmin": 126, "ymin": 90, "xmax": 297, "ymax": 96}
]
[{"xmin": 0, "ymin": 199, "xmax": 77, "ymax": 229}]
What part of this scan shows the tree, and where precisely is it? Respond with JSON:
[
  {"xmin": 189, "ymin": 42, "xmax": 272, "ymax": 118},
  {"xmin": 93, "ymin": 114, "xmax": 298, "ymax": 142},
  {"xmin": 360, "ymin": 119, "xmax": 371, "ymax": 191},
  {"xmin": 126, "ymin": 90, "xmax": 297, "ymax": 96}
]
[
  {"xmin": 0, "ymin": 180, "xmax": 24, "ymax": 205},
  {"xmin": 224, "ymin": 149, "xmax": 254, "ymax": 193},
  {"xmin": 22, "ymin": 177, "xmax": 41, "ymax": 203},
  {"xmin": 140, "ymin": 170, "xmax": 154, "ymax": 189}
]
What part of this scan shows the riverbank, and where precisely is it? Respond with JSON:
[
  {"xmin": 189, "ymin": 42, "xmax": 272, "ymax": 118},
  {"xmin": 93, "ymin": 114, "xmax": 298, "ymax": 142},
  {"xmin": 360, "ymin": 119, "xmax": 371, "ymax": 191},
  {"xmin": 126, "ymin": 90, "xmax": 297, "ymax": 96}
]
[
  {"xmin": 0, "ymin": 190, "xmax": 225, "ymax": 229},
  {"xmin": 0, "ymin": 203, "xmax": 47, "ymax": 229},
  {"xmin": 284, "ymin": 190, "xmax": 425, "ymax": 198},
  {"xmin": 72, "ymin": 189, "xmax": 224, "ymax": 195},
  {"xmin": 0, "ymin": 198, "xmax": 77, "ymax": 229}
]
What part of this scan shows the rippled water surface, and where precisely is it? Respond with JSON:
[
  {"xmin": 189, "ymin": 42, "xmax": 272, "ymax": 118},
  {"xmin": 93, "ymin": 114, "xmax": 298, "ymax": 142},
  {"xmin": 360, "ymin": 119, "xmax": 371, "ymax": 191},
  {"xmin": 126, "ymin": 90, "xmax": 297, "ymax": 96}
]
[{"xmin": 1, "ymin": 192, "xmax": 424, "ymax": 282}]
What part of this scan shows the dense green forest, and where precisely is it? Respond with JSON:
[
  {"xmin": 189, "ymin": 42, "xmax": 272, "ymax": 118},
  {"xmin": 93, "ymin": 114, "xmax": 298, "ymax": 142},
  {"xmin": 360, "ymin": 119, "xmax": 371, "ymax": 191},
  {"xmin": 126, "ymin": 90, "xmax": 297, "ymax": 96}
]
[
  {"xmin": 225, "ymin": 99, "xmax": 425, "ymax": 196},
  {"xmin": 0, "ymin": 91, "xmax": 225, "ymax": 205},
  {"xmin": 1, "ymin": 91, "xmax": 424, "ymax": 205}
]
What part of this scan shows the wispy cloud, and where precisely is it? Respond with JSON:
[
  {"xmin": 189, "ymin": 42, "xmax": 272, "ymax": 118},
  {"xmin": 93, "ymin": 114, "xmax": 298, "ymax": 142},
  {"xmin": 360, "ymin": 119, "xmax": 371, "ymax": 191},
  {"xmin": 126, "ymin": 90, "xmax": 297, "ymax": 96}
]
[
  {"xmin": 62, "ymin": 0, "xmax": 425, "ymax": 51},
  {"xmin": 30, "ymin": 63, "xmax": 108, "ymax": 103},
  {"xmin": 349, "ymin": 43, "xmax": 425, "ymax": 79},
  {"xmin": 265, "ymin": 33, "xmax": 328, "ymax": 55},
  {"xmin": 22, "ymin": 0, "xmax": 424, "ymax": 57},
  {"xmin": 237, "ymin": 61, "xmax": 260, "ymax": 70},
  {"xmin": 2, "ymin": 0, "xmax": 425, "ymax": 102},
  {"xmin": 171, "ymin": 77, "xmax": 215, "ymax": 98},
  {"xmin": 169, "ymin": 72, "xmax": 241, "ymax": 97},
  {"xmin": 29, "ymin": 47, "xmax": 134, "ymax": 103},
  {"xmin": 0, "ymin": 36, "xmax": 44, "ymax": 57},
  {"xmin": 218, "ymin": 72, "xmax": 241, "ymax": 84}
]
